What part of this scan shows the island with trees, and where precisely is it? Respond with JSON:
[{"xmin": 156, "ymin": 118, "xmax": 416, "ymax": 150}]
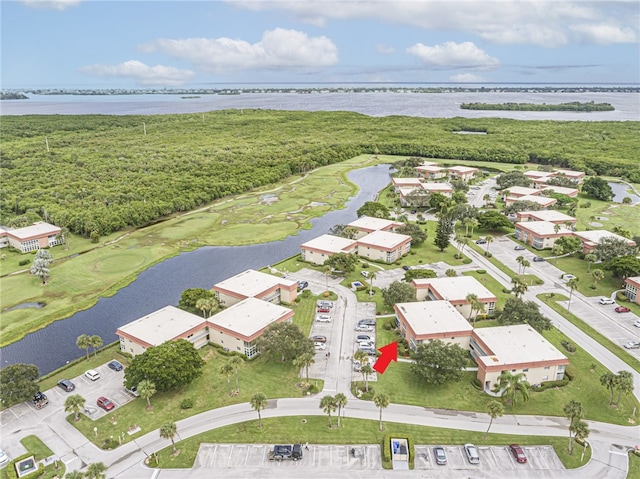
[{"xmin": 460, "ymin": 101, "xmax": 615, "ymax": 112}]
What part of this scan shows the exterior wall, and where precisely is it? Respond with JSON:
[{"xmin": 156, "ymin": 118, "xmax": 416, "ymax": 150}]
[
  {"xmin": 118, "ymin": 335, "xmax": 150, "ymax": 356},
  {"xmin": 208, "ymin": 329, "xmax": 246, "ymax": 355},
  {"xmin": 6, "ymin": 232, "xmax": 63, "ymax": 253},
  {"xmin": 625, "ymin": 278, "xmax": 640, "ymax": 304},
  {"xmin": 215, "ymin": 290, "xmax": 247, "ymax": 307},
  {"xmin": 279, "ymin": 283, "xmax": 298, "ymax": 304},
  {"xmin": 301, "ymin": 244, "xmax": 358, "ymax": 265},
  {"xmin": 357, "ymin": 241, "xmax": 410, "ymax": 263},
  {"xmin": 395, "ymin": 315, "xmax": 471, "ymax": 351},
  {"xmin": 478, "ymin": 363, "xmax": 566, "ymax": 389},
  {"xmin": 514, "ymin": 227, "xmax": 567, "ymax": 249},
  {"xmin": 117, "ymin": 322, "xmax": 208, "ymax": 357},
  {"xmin": 415, "ymin": 287, "xmax": 496, "ymax": 316}
]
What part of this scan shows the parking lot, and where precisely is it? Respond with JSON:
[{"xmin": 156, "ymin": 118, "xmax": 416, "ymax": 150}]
[{"xmin": 193, "ymin": 443, "xmax": 567, "ymax": 475}]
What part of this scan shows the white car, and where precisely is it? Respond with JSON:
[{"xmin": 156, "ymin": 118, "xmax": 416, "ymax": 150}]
[
  {"xmin": 599, "ymin": 297, "xmax": 615, "ymax": 305},
  {"xmin": 315, "ymin": 315, "xmax": 331, "ymax": 323},
  {"xmin": 85, "ymin": 369, "xmax": 101, "ymax": 381},
  {"xmin": 633, "ymin": 320, "xmax": 640, "ymax": 328},
  {"xmin": 0, "ymin": 449, "xmax": 9, "ymax": 467},
  {"xmin": 361, "ymin": 271, "xmax": 370, "ymax": 278},
  {"xmin": 314, "ymin": 342, "xmax": 326, "ymax": 350},
  {"xmin": 623, "ymin": 341, "xmax": 640, "ymax": 350}
]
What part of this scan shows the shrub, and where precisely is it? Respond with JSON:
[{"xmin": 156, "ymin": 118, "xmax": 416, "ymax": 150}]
[
  {"xmin": 101, "ymin": 437, "xmax": 119, "ymax": 450},
  {"xmin": 462, "ymin": 258, "xmax": 473, "ymax": 264},
  {"xmin": 362, "ymin": 263, "xmax": 370, "ymax": 269},
  {"xmin": 616, "ymin": 292, "xmax": 629, "ymax": 302},
  {"xmin": 471, "ymin": 378, "xmax": 483, "ymax": 390},
  {"xmin": 476, "ymin": 270, "xmax": 486, "ymax": 274},
  {"xmin": 18, "ymin": 258, "xmax": 31, "ymax": 266},
  {"xmin": 564, "ymin": 369, "xmax": 575, "ymax": 381},
  {"xmin": 561, "ymin": 340, "xmax": 576, "ymax": 353},
  {"xmin": 180, "ymin": 398, "xmax": 194, "ymax": 409}
]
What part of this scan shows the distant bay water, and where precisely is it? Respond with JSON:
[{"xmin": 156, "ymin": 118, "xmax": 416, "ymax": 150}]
[{"xmin": 1, "ymin": 91, "xmax": 639, "ymax": 120}]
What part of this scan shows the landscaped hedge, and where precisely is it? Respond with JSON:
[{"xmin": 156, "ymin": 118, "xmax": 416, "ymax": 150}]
[
  {"xmin": 530, "ymin": 378, "xmax": 570, "ymax": 392},
  {"xmin": 4, "ymin": 453, "xmax": 45, "ymax": 479},
  {"xmin": 560, "ymin": 340, "xmax": 577, "ymax": 353},
  {"xmin": 381, "ymin": 433, "xmax": 415, "ymax": 469}
]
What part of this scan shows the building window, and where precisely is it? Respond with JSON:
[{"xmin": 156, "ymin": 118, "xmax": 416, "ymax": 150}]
[
  {"xmin": 522, "ymin": 368, "xmax": 529, "ymax": 372},
  {"xmin": 544, "ymin": 366, "xmax": 550, "ymax": 370}
]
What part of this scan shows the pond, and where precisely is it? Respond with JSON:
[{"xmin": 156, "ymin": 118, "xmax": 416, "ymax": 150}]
[
  {"xmin": 608, "ymin": 181, "xmax": 640, "ymax": 204},
  {"xmin": 1, "ymin": 164, "xmax": 392, "ymax": 375}
]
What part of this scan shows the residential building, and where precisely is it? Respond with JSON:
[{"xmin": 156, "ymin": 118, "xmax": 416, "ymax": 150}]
[
  {"xmin": 415, "ymin": 164, "xmax": 448, "ymax": 180},
  {"xmin": 412, "ymin": 276, "xmax": 497, "ymax": 318},
  {"xmin": 447, "ymin": 166, "xmax": 479, "ymax": 181},
  {"xmin": 624, "ymin": 277, "xmax": 640, "ymax": 304},
  {"xmin": 300, "ymin": 234, "xmax": 358, "ymax": 265},
  {"xmin": 421, "ymin": 182, "xmax": 453, "ymax": 197},
  {"xmin": 525, "ymin": 169, "xmax": 585, "ymax": 188},
  {"xmin": 540, "ymin": 185, "xmax": 579, "ymax": 198},
  {"xmin": 207, "ymin": 297, "xmax": 294, "ymax": 358},
  {"xmin": 504, "ymin": 195, "xmax": 557, "ymax": 209},
  {"xmin": 470, "ymin": 325, "xmax": 569, "ymax": 391},
  {"xmin": 2, "ymin": 222, "xmax": 63, "ymax": 253},
  {"xmin": 116, "ymin": 306, "xmax": 208, "ymax": 356},
  {"xmin": 346, "ymin": 216, "xmax": 405, "ymax": 239},
  {"xmin": 394, "ymin": 300, "xmax": 473, "ymax": 351},
  {"xmin": 553, "ymin": 169, "xmax": 585, "ymax": 184},
  {"xmin": 514, "ymin": 221, "xmax": 574, "ymax": 249},
  {"xmin": 391, "ymin": 177, "xmax": 423, "ymax": 192},
  {"xmin": 572, "ymin": 230, "xmax": 637, "ymax": 254},
  {"xmin": 398, "ymin": 186, "xmax": 430, "ymax": 207},
  {"xmin": 357, "ymin": 230, "xmax": 412, "ymax": 263},
  {"xmin": 213, "ymin": 269, "xmax": 298, "ymax": 307},
  {"xmin": 501, "ymin": 186, "xmax": 540, "ymax": 200},
  {"xmin": 515, "ymin": 210, "xmax": 577, "ymax": 227}
]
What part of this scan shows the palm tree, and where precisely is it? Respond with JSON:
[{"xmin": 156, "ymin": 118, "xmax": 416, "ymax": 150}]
[
  {"xmin": 462, "ymin": 218, "xmax": 471, "ymax": 237},
  {"xmin": 468, "ymin": 218, "xmax": 479, "ymax": 237},
  {"xmin": 572, "ymin": 420, "xmax": 590, "ymax": 455},
  {"xmin": 250, "ymin": 392, "xmax": 268, "ymax": 429},
  {"xmin": 85, "ymin": 462, "xmax": 107, "ymax": 479},
  {"xmin": 76, "ymin": 334, "xmax": 91, "ymax": 360},
  {"xmin": 334, "ymin": 393, "xmax": 348, "ymax": 428},
  {"xmin": 30, "ymin": 258, "xmax": 50, "ymax": 284},
  {"xmin": 361, "ymin": 363, "xmax": 374, "ymax": 393},
  {"xmin": 465, "ymin": 293, "xmax": 479, "ymax": 321},
  {"xmin": 599, "ymin": 372, "xmax": 616, "ymax": 405},
  {"xmin": 484, "ymin": 400, "xmax": 505, "ymax": 438},
  {"xmin": 521, "ymin": 259, "xmax": 530, "ymax": 276},
  {"xmin": 373, "ymin": 393, "xmax": 390, "ymax": 431},
  {"xmin": 591, "ymin": 269, "xmax": 605, "ymax": 289},
  {"xmin": 159, "ymin": 422, "xmax": 178, "ymax": 453},
  {"xmin": 459, "ymin": 237, "xmax": 469, "ymax": 257},
  {"xmin": 320, "ymin": 395, "xmax": 337, "ymax": 428},
  {"xmin": 195, "ymin": 297, "xmax": 217, "ymax": 318},
  {"xmin": 368, "ymin": 270, "xmax": 377, "ymax": 295},
  {"xmin": 495, "ymin": 371, "xmax": 530, "ymax": 408},
  {"xmin": 554, "ymin": 223, "xmax": 561, "ymax": 235},
  {"xmin": 563, "ymin": 400, "xmax": 584, "ymax": 454},
  {"xmin": 484, "ymin": 235, "xmax": 493, "ymax": 255},
  {"xmin": 511, "ymin": 276, "xmax": 528, "ymax": 298},
  {"xmin": 90, "ymin": 335, "xmax": 103, "ymax": 357},
  {"xmin": 64, "ymin": 471, "xmax": 84, "ymax": 479},
  {"xmin": 293, "ymin": 352, "xmax": 315, "ymax": 383},
  {"xmin": 566, "ymin": 277, "xmax": 580, "ymax": 311},
  {"xmin": 515, "ymin": 255, "xmax": 524, "ymax": 274},
  {"xmin": 228, "ymin": 355, "xmax": 243, "ymax": 392},
  {"xmin": 483, "ymin": 194, "xmax": 491, "ymax": 207},
  {"xmin": 322, "ymin": 265, "xmax": 332, "ymax": 291},
  {"xmin": 64, "ymin": 394, "xmax": 86, "ymax": 421},
  {"xmin": 219, "ymin": 362, "xmax": 234, "ymax": 395},
  {"xmin": 584, "ymin": 253, "xmax": 597, "ymax": 273},
  {"xmin": 445, "ymin": 268, "xmax": 457, "ymax": 277},
  {"xmin": 354, "ymin": 350, "xmax": 370, "ymax": 387},
  {"xmin": 138, "ymin": 379, "xmax": 156, "ymax": 410},
  {"xmin": 614, "ymin": 370, "xmax": 634, "ymax": 407}
]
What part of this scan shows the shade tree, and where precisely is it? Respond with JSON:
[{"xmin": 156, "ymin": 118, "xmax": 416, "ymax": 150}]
[
  {"xmin": 0, "ymin": 363, "xmax": 40, "ymax": 406},
  {"xmin": 411, "ymin": 340, "xmax": 468, "ymax": 385}
]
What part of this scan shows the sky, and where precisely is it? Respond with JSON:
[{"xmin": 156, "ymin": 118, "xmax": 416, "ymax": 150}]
[{"xmin": 1, "ymin": 0, "xmax": 639, "ymax": 89}]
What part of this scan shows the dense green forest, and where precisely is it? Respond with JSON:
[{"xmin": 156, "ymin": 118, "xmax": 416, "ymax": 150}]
[
  {"xmin": 460, "ymin": 101, "xmax": 615, "ymax": 112},
  {"xmin": 1, "ymin": 111, "xmax": 639, "ymax": 237}
]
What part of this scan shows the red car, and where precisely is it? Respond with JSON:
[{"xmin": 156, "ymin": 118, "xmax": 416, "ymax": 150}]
[
  {"xmin": 316, "ymin": 307, "xmax": 330, "ymax": 313},
  {"xmin": 509, "ymin": 444, "xmax": 527, "ymax": 463},
  {"xmin": 615, "ymin": 306, "xmax": 631, "ymax": 313},
  {"xmin": 97, "ymin": 397, "xmax": 115, "ymax": 411}
]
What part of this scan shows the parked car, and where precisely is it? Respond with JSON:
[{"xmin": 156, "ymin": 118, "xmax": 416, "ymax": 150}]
[
  {"xmin": 85, "ymin": 369, "xmax": 101, "ymax": 381},
  {"xmin": 97, "ymin": 396, "xmax": 115, "ymax": 411},
  {"xmin": 624, "ymin": 341, "xmax": 640, "ymax": 350},
  {"xmin": 355, "ymin": 325, "xmax": 374, "ymax": 332},
  {"xmin": 316, "ymin": 307, "xmax": 331, "ymax": 313},
  {"xmin": 108, "ymin": 360, "xmax": 124, "ymax": 371},
  {"xmin": 599, "ymin": 297, "xmax": 615, "ymax": 305},
  {"xmin": 317, "ymin": 301, "xmax": 334, "ymax": 308},
  {"xmin": 464, "ymin": 444, "xmax": 480, "ymax": 464},
  {"xmin": 297, "ymin": 280, "xmax": 309, "ymax": 291},
  {"xmin": 125, "ymin": 385, "xmax": 139, "ymax": 397},
  {"xmin": 509, "ymin": 444, "xmax": 527, "ymax": 463},
  {"xmin": 532, "ymin": 256, "xmax": 545, "ymax": 262},
  {"xmin": 359, "ymin": 347, "xmax": 377, "ymax": 356},
  {"xmin": 314, "ymin": 342, "xmax": 326, "ymax": 350},
  {"xmin": 312, "ymin": 335, "xmax": 327, "ymax": 343},
  {"xmin": 475, "ymin": 239, "xmax": 487, "ymax": 244},
  {"xmin": 358, "ymin": 318, "xmax": 376, "ymax": 326},
  {"xmin": 315, "ymin": 315, "xmax": 331, "ymax": 323},
  {"xmin": 615, "ymin": 306, "xmax": 631, "ymax": 313},
  {"xmin": 33, "ymin": 391, "xmax": 49, "ymax": 409},
  {"xmin": 514, "ymin": 245, "xmax": 526, "ymax": 250},
  {"xmin": 361, "ymin": 271, "xmax": 370, "ymax": 278},
  {"xmin": 0, "ymin": 449, "xmax": 9, "ymax": 467},
  {"xmin": 357, "ymin": 341, "xmax": 375, "ymax": 349},
  {"xmin": 433, "ymin": 446, "xmax": 447, "ymax": 465},
  {"xmin": 57, "ymin": 379, "xmax": 75, "ymax": 392},
  {"xmin": 356, "ymin": 334, "xmax": 371, "ymax": 341},
  {"xmin": 633, "ymin": 320, "xmax": 640, "ymax": 328},
  {"xmin": 402, "ymin": 265, "xmax": 412, "ymax": 271}
]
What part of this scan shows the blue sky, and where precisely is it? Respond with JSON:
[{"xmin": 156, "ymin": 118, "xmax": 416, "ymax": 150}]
[{"xmin": 2, "ymin": 0, "xmax": 639, "ymax": 88}]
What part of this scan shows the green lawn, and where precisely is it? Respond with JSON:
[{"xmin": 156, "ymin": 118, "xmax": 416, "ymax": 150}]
[
  {"xmin": 0, "ymin": 435, "xmax": 64, "ymax": 479},
  {"xmin": 151, "ymin": 416, "xmax": 591, "ymax": 470}
]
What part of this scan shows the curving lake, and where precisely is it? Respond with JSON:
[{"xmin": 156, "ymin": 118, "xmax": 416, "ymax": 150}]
[
  {"xmin": 608, "ymin": 181, "xmax": 640, "ymax": 204},
  {"xmin": 0, "ymin": 164, "xmax": 392, "ymax": 375}
]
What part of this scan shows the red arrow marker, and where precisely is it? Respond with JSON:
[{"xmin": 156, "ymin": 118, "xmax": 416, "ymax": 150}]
[{"xmin": 373, "ymin": 341, "xmax": 398, "ymax": 374}]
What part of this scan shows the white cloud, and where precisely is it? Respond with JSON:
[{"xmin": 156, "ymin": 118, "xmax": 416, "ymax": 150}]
[
  {"xmin": 79, "ymin": 61, "xmax": 195, "ymax": 86},
  {"xmin": 407, "ymin": 41, "xmax": 499, "ymax": 69},
  {"xmin": 450, "ymin": 73, "xmax": 485, "ymax": 82},
  {"xmin": 376, "ymin": 44, "xmax": 396, "ymax": 54},
  {"xmin": 230, "ymin": 1, "xmax": 639, "ymax": 48},
  {"xmin": 21, "ymin": 0, "xmax": 81, "ymax": 10},
  {"xmin": 139, "ymin": 28, "xmax": 338, "ymax": 74},
  {"xmin": 570, "ymin": 23, "xmax": 638, "ymax": 44}
]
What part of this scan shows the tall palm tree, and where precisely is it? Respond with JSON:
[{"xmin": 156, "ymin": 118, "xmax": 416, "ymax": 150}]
[
  {"xmin": 563, "ymin": 400, "xmax": 584, "ymax": 453},
  {"xmin": 484, "ymin": 235, "xmax": 494, "ymax": 255},
  {"xmin": 521, "ymin": 259, "xmax": 531, "ymax": 276},
  {"xmin": 138, "ymin": 379, "xmax": 156, "ymax": 410},
  {"xmin": 85, "ymin": 462, "xmax": 107, "ymax": 479},
  {"xmin": 64, "ymin": 394, "xmax": 86, "ymax": 421},
  {"xmin": 320, "ymin": 395, "xmax": 337, "ymax": 428},
  {"xmin": 159, "ymin": 422, "xmax": 178, "ymax": 453},
  {"xmin": 90, "ymin": 335, "xmax": 103, "ymax": 358},
  {"xmin": 554, "ymin": 223, "xmax": 561, "ymax": 235},
  {"xmin": 250, "ymin": 392, "xmax": 268, "ymax": 429},
  {"xmin": 468, "ymin": 218, "xmax": 479, "ymax": 238},
  {"xmin": 195, "ymin": 297, "xmax": 217, "ymax": 318},
  {"xmin": 484, "ymin": 400, "xmax": 504, "ymax": 438},
  {"xmin": 354, "ymin": 350, "xmax": 369, "ymax": 387},
  {"xmin": 334, "ymin": 393, "xmax": 348, "ymax": 428},
  {"xmin": 462, "ymin": 218, "xmax": 471, "ymax": 237},
  {"xmin": 599, "ymin": 372, "xmax": 616, "ymax": 405},
  {"xmin": 293, "ymin": 352, "xmax": 315, "ymax": 383},
  {"xmin": 584, "ymin": 253, "xmax": 597, "ymax": 273},
  {"xmin": 219, "ymin": 362, "xmax": 234, "ymax": 395},
  {"xmin": 361, "ymin": 363, "xmax": 374, "ymax": 393},
  {"xmin": 591, "ymin": 269, "xmax": 605, "ymax": 289},
  {"xmin": 511, "ymin": 276, "xmax": 528, "ymax": 298},
  {"xmin": 373, "ymin": 393, "xmax": 390, "ymax": 432},
  {"xmin": 515, "ymin": 255, "xmax": 524, "ymax": 274},
  {"xmin": 368, "ymin": 270, "xmax": 377, "ymax": 295},
  {"xmin": 566, "ymin": 277, "xmax": 580, "ymax": 311},
  {"xmin": 614, "ymin": 370, "xmax": 634, "ymax": 407},
  {"xmin": 322, "ymin": 265, "xmax": 332, "ymax": 291},
  {"xmin": 465, "ymin": 293, "xmax": 479, "ymax": 321},
  {"xmin": 228, "ymin": 355, "xmax": 243, "ymax": 392},
  {"xmin": 76, "ymin": 334, "xmax": 91, "ymax": 360},
  {"xmin": 30, "ymin": 258, "xmax": 50, "ymax": 284},
  {"xmin": 495, "ymin": 371, "xmax": 530, "ymax": 408},
  {"xmin": 572, "ymin": 420, "xmax": 590, "ymax": 455},
  {"xmin": 459, "ymin": 237, "xmax": 469, "ymax": 257},
  {"xmin": 64, "ymin": 470, "xmax": 84, "ymax": 479}
]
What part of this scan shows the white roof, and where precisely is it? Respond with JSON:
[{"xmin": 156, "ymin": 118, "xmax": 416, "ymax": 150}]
[
  {"xmin": 573, "ymin": 230, "xmax": 635, "ymax": 245},
  {"xmin": 412, "ymin": 276, "xmax": 497, "ymax": 301},
  {"xmin": 358, "ymin": 230, "xmax": 411, "ymax": 249},
  {"xmin": 448, "ymin": 166, "xmax": 478, "ymax": 174},
  {"xmin": 416, "ymin": 165, "xmax": 445, "ymax": 172},
  {"xmin": 117, "ymin": 306, "xmax": 204, "ymax": 346},
  {"xmin": 514, "ymin": 195, "xmax": 557, "ymax": 206},
  {"xmin": 515, "ymin": 221, "xmax": 573, "ymax": 236},
  {"xmin": 554, "ymin": 169, "xmax": 584, "ymax": 178},
  {"xmin": 395, "ymin": 301, "xmax": 472, "ymax": 336},
  {"xmin": 347, "ymin": 216, "xmax": 403, "ymax": 231},
  {"xmin": 213, "ymin": 269, "xmax": 296, "ymax": 297},
  {"xmin": 391, "ymin": 177, "xmax": 423, "ymax": 187},
  {"xmin": 301, "ymin": 234, "xmax": 357, "ymax": 253},
  {"xmin": 421, "ymin": 182, "xmax": 453, "ymax": 192},
  {"xmin": 208, "ymin": 297, "xmax": 292, "ymax": 339},
  {"xmin": 541, "ymin": 185, "xmax": 578, "ymax": 196},
  {"xmin": 419, "ymin": 161, "xmax": 438, "ymax": 167},
  {"xmin": 524, "ymin": 171, "xmax": 554, "ymax": 179},
  {"xmin": 518, "ymin": 210, "xmax": 576, "ymax": 223},
  {"xmin": 6, "ymin": 222, "xmax": 61, "ymax": 240},
  {"xmin": 474, "ymin": 325, "xmax": 568, "ymax": 367},
  {"xmin": 398, "ymin": 186, "xmax": 426, "ymax": 197},
  {"xmin": 504, "ymin": 186, "xmax": 540, "ymax": 196}
]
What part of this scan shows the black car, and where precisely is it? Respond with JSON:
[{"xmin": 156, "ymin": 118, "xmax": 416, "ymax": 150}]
[
  {"xmin": 297, "ymin": 281, "xmax": 309, "ymax": 291},
  {"xmin": 402, "ymin": 265, "xmax": 411, "ymax": 271},
  {"xmin": 475, "ymin": 239, "xmax": 487, "ymax": 244},
  {"xmin": 57, "ymin": 379, "xmax": 75, "ymax": 392},
  {"xmin": 108, "ymin": 360, "xmax": 124, "ymax": 371},
  {"xmin": 533, "ymin": 256, "xmax": 545, "ymax": 262}
]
